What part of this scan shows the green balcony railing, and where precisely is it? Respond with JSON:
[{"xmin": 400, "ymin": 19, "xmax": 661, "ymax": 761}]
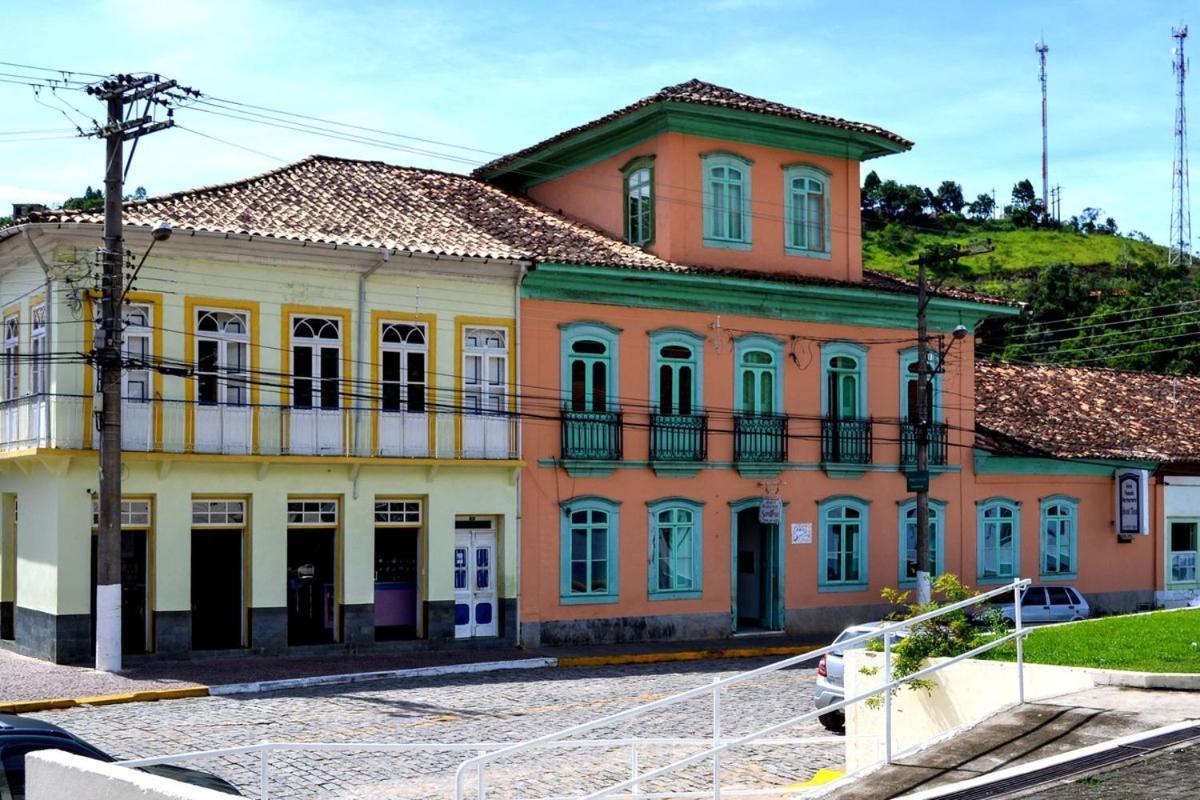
[
  {"xmin": 733, "ymin": 414, "xmax": 788, "ymax": 463},
  {"xmin": 900, "ymin": 421, "xmax": 948, "ymax": 467},
  {"xmin": 561, "ymin": 409, "xmax": 623, "ymax": 460},
  {"xmin": 649, "ymin": 413, "xmax": 707, "ymax": 462},
  {"xmin": 821, "ymin": 417, "xmax": 873, "ymax": 464}
]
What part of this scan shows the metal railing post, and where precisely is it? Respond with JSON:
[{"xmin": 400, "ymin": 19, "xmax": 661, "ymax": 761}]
[
  {"xmin": 883, "ymin": 632, "xmax": 893, "ymax": 764},
  {"xmin": 1014, "ymin": 579, "xmax": 1025, "ymax": 704},
  {"xmin": 629, "ymin": 737, "xmax": 639, "ymax": 796},
  {"xmin": 258, "ymin": 747, "xmax": 269, "ymax": 800},
  {"xmin": 477, "ymin": 750, "xmax": 487, "ymax": 799},
  {"xmin": 712, "ymin": 678, "xmax": 722, "ymax": 799}
]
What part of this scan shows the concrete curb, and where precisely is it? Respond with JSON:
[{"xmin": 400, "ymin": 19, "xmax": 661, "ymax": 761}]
[
  {"xmin": 557, "ymin": 644, "xmax": 817, "ymax": 668},
  {"xmin": 208, "ymin": 657, "xmax": 559, "ymax": 696},
  {"xmin": 0, "ymin": 686, "xmax": 209, "ymax": 714}
]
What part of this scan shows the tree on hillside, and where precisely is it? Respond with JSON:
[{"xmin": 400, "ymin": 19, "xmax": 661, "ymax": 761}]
[
  {"xmin": 966, "ymin": 193, "xmax": 995, "ymax": 220},
  {"xmin": 62, "ymin": 186, "xmax": 104, "ymax": 210},
  {"xmin": 929, "ymin": 181, "xmax": 965, "ymax": 215},
  {"xmin": 1005, "ymin": 179, "xmax": 1046, "ymax": 227}
]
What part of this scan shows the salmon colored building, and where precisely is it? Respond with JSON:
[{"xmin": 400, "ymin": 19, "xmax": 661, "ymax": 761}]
[{"xmin": 476, "ymin": 81, "xmax": 1182, "ymax": 646}]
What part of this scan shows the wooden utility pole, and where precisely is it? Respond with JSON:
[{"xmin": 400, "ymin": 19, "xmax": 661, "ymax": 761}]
[{"xmin": 87, "ymin": 75, "xmax": 176, "ymax": 672}]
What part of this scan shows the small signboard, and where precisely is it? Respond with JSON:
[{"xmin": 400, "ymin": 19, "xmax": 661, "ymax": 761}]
[
  {"xmin": 791, "ymin": 522, "xmax": 812, "ymax": 545},
  {"xmin": 906, "ymin": 470, "xmax": 930, "ymax": 493},
  {"xmin": 1115, "ymin": 468, "xmax": 1150, "ymax": 536},
  {"xmin": 758, "ymin": 496, "xmax": 783, "ymax": 525}
]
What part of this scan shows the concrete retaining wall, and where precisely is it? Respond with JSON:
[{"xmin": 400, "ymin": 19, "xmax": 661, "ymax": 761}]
[
  {"xmin": 843, "ymin": 653, "xmax": 1097, "ymax": 773},
  {"xmin": 28, "ymin": 750, "xmax": 232, "ymax": 799}
]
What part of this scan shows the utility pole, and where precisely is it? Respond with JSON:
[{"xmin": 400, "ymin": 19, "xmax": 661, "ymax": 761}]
[
  {"xmin": 86, "ymin": 74, "xmax": 177, "ymax": 672},
  {"xmin": 910, "ymin": 244, "xmax": 990, "ymax": 605},
  {"xmin": 1036, "ymin": 38, "xmax": 1050, "ymax": 224},
  {"xmin": 1170, "ymin": 25, "xmax": 1192, "ymax": 269}
]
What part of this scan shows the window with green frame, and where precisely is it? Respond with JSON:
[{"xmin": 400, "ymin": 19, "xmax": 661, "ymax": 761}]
[
  {"xmin": 702, "ymin": 153, "xmax": 752, "ymax": 248},
  {"xmin": 978, "ymin": 499, "xmax": 1020, "ymax": 582},
  {"xmin": 648, "ymin": 498, "xmax": 703, "ymax": 598},
  {"xmin": 783, "ymin": 165, "xmax": 830, "ymax": 257},
  {"xmin": 560, "ymin": 496, "xmax": 619, "ymax": 603},
  {"xmin": 899, "ymin": 499, "xmax": 945, "ymax": 584},
  {"xmin": 1040, "ymin": 496, "xmax": 1078, "ymax": 578},
  {"xmin": 622, "ymin": 157, "xmax": 654, "ymax": 246},
  {"xmin": 561, "ymin": 323, "xmax": 619, "ymax": 413},
  {"xmin": 821, "ymin": 342, "xmax": 867, "ymax": 420},
  {"xmin": 650, "ymin": 330, "xmax": 703, "ymax": 416},
  {"xmin": 819, "ymin": 497, "xmax": 869, "ymax": 590},
  {"xmin": 899, "ymin": 348, "xmax": 939, "ymax": 423},
  {"xmin": 734, "ymin": 336, "xmax": 782, "ymax": 416}
]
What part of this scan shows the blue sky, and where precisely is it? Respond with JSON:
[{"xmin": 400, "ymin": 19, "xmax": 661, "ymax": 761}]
[{"xmin": 0, "ymin": 0, "xmax": 1194, "ymax": 246}]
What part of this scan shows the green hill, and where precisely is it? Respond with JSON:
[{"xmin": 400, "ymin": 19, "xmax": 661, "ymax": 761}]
[{"xmin": 863, "ymin": 226, "xmax": 1168, "ymax": 297}]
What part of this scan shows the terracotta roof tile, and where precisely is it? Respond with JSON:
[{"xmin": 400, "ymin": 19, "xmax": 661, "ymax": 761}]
[
  {"xmin": 474, "ymin": 79, "xmax": 913, "ymax": 177},
  {"xmin": 27, "ymin": 155, "xmax": 674, "ymax": 269},
  {"xmin": 976, "ymin": 361, "xmax": 1200, "ymax": 462}
]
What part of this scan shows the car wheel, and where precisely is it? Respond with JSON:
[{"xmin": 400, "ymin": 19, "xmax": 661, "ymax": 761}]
[{"xmin": 818, "ymin": 710, "xmax": 845, "ymax": 733}]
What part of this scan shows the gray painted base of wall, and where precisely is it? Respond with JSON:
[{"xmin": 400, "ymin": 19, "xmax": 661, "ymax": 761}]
[
  {"xmin": 1090, "ymin": 589, "xmax": 1156, "ymax": 614},
  {"xmin": 530, "ymin": 612, "xmax": 731, "ymax": 647},
  {"xmin": 426, "ymin": 600, "xmax": 455, "ymax": 642},
  {"xmin": 249, "ymin": 606, "xmax": 288, "ymax": 653},
  {"xmin": 0, "ymin": 600, "xmax": 12, "ymax": 641},
  {"xmin": 155, "ymin": 610, "xmax": 190, "ymax": 655},
  {"xmin": 785, "ymin": 603, "xmax": 894, "ymax": 640},
  {"xmin": 343, "ymin": 603, "xmax": 374, "ymax": 647},
  {"xmin": 10, "ymin": 606, "xmax": 92, "ymax": 665}
]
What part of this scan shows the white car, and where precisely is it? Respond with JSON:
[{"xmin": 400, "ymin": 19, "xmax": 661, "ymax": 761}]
[
  {"xmin": 812, "ymin": 622, "xmax": 904, "ymax": 732},
  {"xmin": 989, "ymin": 585, "xmax": 1090, "ymax": 625}
]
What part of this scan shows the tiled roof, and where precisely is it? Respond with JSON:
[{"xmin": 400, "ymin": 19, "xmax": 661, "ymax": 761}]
[
  {"xmin": 24, "ymin": 155, "xmax": 675, "ymax": 269},
  {"xmin": 474, "ymin": 79, "xmax": 913, "ymax": 177},
  {"xmin": 976, "ymin": 361, "xmax": 1200, "ymax": 463}
]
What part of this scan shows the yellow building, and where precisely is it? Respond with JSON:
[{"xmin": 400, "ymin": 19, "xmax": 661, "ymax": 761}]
[{"xmin": 0, "ymin": 155, "xmax": 603, "ymax": 662}]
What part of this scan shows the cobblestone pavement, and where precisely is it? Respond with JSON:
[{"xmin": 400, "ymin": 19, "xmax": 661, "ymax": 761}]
[
  {"xmin": 30, "ymin": 658, "xmax": 840, "ymax": 798},
  {"xmin": 1029, "ymin": 742, "xmax": 1200, "ymax": 799}
]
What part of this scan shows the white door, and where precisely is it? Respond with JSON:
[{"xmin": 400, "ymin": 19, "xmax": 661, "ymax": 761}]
[
  {"xmin": 454, "ymin": 525, "xmax": 497, "ymax": 638},
  {"xmin": 289, "ymin": 317, "xmax": 343, "ymax": 455},
  {"xmin": 462, "ymin": 328, "xmax": 509, "ymax": 458},
  {"xmin": 195, "ymin": 310, "xmax": 251, "ymax": 454}
]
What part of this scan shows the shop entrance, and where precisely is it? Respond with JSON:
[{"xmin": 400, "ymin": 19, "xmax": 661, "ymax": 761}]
[
  {"xmin": 374, "ymin": 527, "xmax": 419, "ymax": 640},
  {"xmin": 733, "ymin": 507, "xmax": 782, "ymax": 633},
  {"xmin": 287, "ymin": 529, "xmax": 336, "ymax": 645},
  {"xmin": 191, "ymin": 530, "xmax": 244, "ymax": 650},
  {"xmin": 90, "ymin": 529, "xmax": 150, "ymax": 655}
]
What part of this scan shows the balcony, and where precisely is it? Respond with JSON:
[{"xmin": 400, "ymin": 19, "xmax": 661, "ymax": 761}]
[
  {"xmin": 733, "ymin": 414, "xmax": 788, "ymax": 463},
  {"xmin": 0, "ymin": 394, "xmax": 517, "ymax": 460},
  {"xmin": 821, "ymin": 417, "xmax": 873, "ymax": 464},
  {"xmin": 649, "ymin": 413, "xmax": 707, "ymax": 462},
  {"xmin": 561, "ymin": 409, "xmax": 622, "ymax": 460},
  {"xmin": 899, "ymin": 421, "xmax": 948, "ymax": 468}
]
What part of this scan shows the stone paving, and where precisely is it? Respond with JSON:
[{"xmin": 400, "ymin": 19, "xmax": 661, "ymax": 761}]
[{"xmin": 30, "ymin": 658, "xmax": 841, "ymax": 798}]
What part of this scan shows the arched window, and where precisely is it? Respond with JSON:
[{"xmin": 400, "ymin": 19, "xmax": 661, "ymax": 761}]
[
  {"xmin": 1040, "ymin": 496, "xmax": 1078, "ymax": 578},
  {"xmin": 702, "ymin": 153, "xmax": 752, "ymax": 248},
  {"xmin": 560, "ymin": 497, "xmax": 620, "ymax": 602},
  {"xmin": 196, "ymin": 310, "xmax": 250, "ymax": 406},
  {"xmin": 978, "ymin": 499, "xmax": 1020, "ymax": 581},
  {"xmin": 821, "ymin": 343, "xmax": 867, "ymax": 421},
  {"xmin": 899, "ymin": 500, "xmax": 946, "ymax": 583},
  {"xmin": 622, "ymin": 156, "xmax": 654, "ymax": 246},
  {"xmin": 562, "ymin": 323, "xmax": 619, "ymax": 414},
  {"xmin": 380, "ymin": 322, "xmax": 427, "ymax": 413},
  {"xmin": 819, "ymin": 497, "xmax": 869, "ymax": 589},
  {"xmin": 291, "ymin": 316, "xmax": 341, "ymax": 409},
  {"xmin": 648, "ymin": 498, "xmax": 703, "ymax": 597},
  {"xmin": 784, "ymin": 165, "xmax": 830, "ymax": 257}
]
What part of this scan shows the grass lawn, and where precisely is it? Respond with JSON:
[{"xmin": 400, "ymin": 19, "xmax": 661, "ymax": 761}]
[{"xmin": 984, "ymin": 609, "xmax": 1200, "ymax": 673}]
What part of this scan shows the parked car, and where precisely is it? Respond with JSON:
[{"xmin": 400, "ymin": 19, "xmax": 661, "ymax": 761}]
[
  {"xmin": 812, "ymin": 622, "xmax": 905, "ymax": 733},
  {"xmin": 0, "ymin": 713, "xmax": 241, "ymax": 799},
  {"xmin": 988, "ymin": 585, "xmax": 1090, "ymax": 626}
]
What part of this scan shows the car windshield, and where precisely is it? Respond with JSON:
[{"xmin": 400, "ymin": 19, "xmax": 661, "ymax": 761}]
[{"xmin": 831, "ymin": 627, "xmax": 879, "ymax": 657}]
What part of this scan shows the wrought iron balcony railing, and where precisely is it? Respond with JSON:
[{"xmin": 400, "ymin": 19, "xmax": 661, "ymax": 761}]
[
  {"xmin": 899, "ymin": 421, "xmax": 948, "ymax": 467},
  {"xmin": 561, "ymin": 409, "xmax": 623, "ymax": 460},
  {"xmin": 733, "ymin": 414, "xmax": 788, "ymax": 463},
  {"xmin": 821, "ymin": 417, "xmax": 873, "ymax": 465},
  {"xmin": 649, "ymin": 413, "xmax": 707, "ymax": 462}
]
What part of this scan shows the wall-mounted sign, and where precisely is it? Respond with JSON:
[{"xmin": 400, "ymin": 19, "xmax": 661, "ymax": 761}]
[
  {"xmin": 1115, "ymin": 468, "xmax": 1150, "ymax": 536},
  {"xmin": 791, "ymin": 522, "xmax": 812, "ymax": 545},
  {"xmin": 759, "ymin": 497, "xmax": 783, "ymax": 525}
]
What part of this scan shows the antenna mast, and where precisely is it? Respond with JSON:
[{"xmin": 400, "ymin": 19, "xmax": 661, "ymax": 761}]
[
  {"xmin": 1036, "ymin": 38, "xmax": 1050, "ymax": 223},
  {"xmin": 1170, "ymin": 24, "xmax": 1192, "ymax": 268}
]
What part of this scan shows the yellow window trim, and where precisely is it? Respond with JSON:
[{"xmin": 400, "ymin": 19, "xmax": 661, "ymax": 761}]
[
  {"xmin": 370, "ymin": 310, "xmax": 437, "ymax": 457},
  {"xmin": 81, "ymin": 291, "xmax": 163, "ymax": 451},
  {"xmin": 182, "ymin": 297, "xmax": 262, "ymax": 454},
  {"xmin": 453, "ymin": 316, "xmax": 516, "ymax": 453}
]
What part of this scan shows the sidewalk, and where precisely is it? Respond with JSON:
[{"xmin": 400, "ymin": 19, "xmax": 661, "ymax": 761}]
[{"xmin": 0, "ymin": 634, "xmax": 822, "ymax": 710}]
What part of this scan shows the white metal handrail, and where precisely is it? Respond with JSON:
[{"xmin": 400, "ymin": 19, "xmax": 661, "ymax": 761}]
[
  {"xmin": 115, "ymin": 736, "xmax": 844, "ymax": 800},
  {"xmin": 454, "ymin": 578, "xmax": 1032, "ymax": 800}
]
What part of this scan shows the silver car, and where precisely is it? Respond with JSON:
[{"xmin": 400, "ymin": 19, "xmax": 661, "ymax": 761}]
[
  {"xmin": 990, "ymin": 585, "xmax": 1090, "ymax": 626},
  {"xmin": 812, "ymin": 622, "xmax": 900, "ymax": 732}
]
